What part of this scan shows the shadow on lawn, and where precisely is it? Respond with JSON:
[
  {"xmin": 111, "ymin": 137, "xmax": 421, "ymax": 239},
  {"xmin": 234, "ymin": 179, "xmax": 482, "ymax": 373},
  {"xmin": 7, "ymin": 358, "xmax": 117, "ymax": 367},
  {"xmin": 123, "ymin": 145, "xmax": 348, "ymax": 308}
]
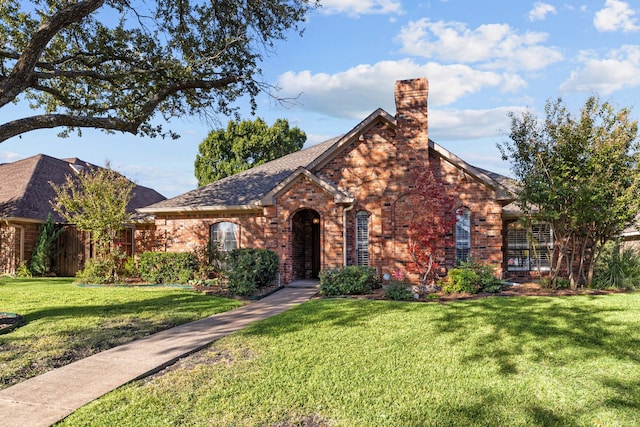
[
  {"xmin": 244, "ymin": 294, "xmax": 640, "ymax": 424},
  {"xmin": 430, "ymin": 295, "xmax": 639, "ymax": 372},
  {"xmin": 21, "ymin": 293, "xmax": 235, "ymax": 323},
  {"xmin": 243, "ymin": 298, "xmax": 414, "ymax": 337}
]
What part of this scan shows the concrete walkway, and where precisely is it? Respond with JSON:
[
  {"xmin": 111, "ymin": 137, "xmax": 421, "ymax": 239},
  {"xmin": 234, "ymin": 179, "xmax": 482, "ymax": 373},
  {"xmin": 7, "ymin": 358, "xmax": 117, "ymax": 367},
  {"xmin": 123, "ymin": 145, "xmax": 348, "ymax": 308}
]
[{"xmin": 0, "ymin": 284, "xmax": 318, "ymax": 427}]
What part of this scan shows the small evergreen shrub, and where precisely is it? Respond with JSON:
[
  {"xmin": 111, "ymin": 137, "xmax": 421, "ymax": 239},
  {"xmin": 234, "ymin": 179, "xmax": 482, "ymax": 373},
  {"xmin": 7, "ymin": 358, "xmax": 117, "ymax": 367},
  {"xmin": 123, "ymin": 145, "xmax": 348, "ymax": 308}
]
[
  {"xmin": 225, "ymin": 248, "xmax": 279, "ymax": 296},
  {"xmin": 441, "ymin": 261, "xmax": 503, "ymax": 294},
  {"xmin": 384, "ymin": 280, "xmax": 413, "ymax": 301},
  {"xmin": 441, "ymin": 267, "xmax": 479, "ymax": 294},
  {"xmin": 16, "ymin": 262, "xmax": 32, "ymax": 278},
  {"xmin": 75, "ymin": 257, "xmax": 118, "ymax": 284},
  {"xmin": 138, "ymin": 252, "xmax": 198, "ymax": 284},
  {"xmin": 29, "ymin": 214, "xmax": 62, "ymax": 276},
  {"xmin": 593, "ymin": 241, "xmax": 640, "ymax": 289},
  {"xmin": 319, "ymin": 266, "xmax": 380, "ymax": 296}
]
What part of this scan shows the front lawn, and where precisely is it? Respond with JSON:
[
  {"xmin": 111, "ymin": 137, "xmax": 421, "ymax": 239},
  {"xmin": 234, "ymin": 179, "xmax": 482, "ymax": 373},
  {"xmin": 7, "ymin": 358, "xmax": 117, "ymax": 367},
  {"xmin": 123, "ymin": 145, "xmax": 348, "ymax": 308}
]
[
  {"xmin": 61, "ymin": 293, "xmax": 640, "ymax": 426},
  {"xmin": 0, "ymin": 277, "xmax": 242, "ymax": 389}
]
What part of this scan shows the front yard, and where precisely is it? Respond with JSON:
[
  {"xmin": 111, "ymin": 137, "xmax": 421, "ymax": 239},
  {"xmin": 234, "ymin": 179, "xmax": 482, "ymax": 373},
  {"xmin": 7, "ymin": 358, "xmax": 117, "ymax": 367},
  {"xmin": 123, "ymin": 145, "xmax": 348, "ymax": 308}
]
[
  {"xmin": 0, "ymin": 277, "xmax": 242, "ymax": 389},
  {"xmin": 60, "ymin": 292, "xmax": 640, "ymax": 426}
]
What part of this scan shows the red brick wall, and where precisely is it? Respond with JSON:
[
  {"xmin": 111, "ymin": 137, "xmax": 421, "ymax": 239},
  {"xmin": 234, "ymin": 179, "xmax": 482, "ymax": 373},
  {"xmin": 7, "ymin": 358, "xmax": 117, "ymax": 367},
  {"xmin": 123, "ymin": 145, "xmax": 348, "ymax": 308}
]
[
  {"xmin": 273, "ymin": 175, "xmax": 343, "ymax": 283},
  {"xmin": 431, "ymin": 156, "xmax": 504, "ymax": 271},
  {"xmin": 0, "ymin": 224, "xmax": 17, "ymax": 275},
  {"xmin": 0, "ymin": 222, "xmax": 40, "ymax": 275},
  {"xmin": 150, "ymin": 78, "xmax": 505, "ymax": 284},
  {"xmin": 152, "ymin": 212, "xmax": 266, "ymax": 253}
]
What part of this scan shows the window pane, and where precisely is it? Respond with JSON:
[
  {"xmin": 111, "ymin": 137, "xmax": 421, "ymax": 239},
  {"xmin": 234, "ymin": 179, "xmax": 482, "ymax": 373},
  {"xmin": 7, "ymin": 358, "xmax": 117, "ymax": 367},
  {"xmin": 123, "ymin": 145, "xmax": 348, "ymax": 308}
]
[
  {"xmin": 507, "ymin": 222, "xmax": 552, "ymax": 271},
  {"xmin": 356, "ymin": 211, "xmax": 369, "ymax": 266},
  {"xmin": 456, "ymin": 208, "xmax": 471, "ymax": 263},
  {"xmin": 211, "ymin": 222, "xmax": 238, "ymax": 251}
]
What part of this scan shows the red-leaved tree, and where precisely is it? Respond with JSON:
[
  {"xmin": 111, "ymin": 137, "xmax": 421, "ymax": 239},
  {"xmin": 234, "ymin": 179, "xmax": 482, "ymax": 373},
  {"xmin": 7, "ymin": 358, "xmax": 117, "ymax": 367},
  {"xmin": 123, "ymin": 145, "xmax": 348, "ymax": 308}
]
[{"xmin": 407, "ymin": 170, "xmax": 457, "ymax": 288}]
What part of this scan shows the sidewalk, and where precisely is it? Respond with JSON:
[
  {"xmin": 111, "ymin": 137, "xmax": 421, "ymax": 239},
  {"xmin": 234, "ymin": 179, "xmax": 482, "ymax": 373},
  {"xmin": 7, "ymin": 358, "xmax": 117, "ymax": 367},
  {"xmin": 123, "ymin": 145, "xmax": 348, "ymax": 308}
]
[{"xmin": 0, "ymin": 284, "xmax": 318, "ymax": 427}]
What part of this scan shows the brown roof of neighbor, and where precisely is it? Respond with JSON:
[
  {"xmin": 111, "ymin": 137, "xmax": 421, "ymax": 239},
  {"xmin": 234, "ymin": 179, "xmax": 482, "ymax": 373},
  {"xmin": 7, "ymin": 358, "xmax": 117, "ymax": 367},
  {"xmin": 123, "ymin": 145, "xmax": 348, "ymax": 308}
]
[
  {"xmin": 0, "ymin": 154, "xmax": 166, "ymax": 222},
  {"xmin": 140, "ymin": 108, "xmax": 515, "ymax": 215}
]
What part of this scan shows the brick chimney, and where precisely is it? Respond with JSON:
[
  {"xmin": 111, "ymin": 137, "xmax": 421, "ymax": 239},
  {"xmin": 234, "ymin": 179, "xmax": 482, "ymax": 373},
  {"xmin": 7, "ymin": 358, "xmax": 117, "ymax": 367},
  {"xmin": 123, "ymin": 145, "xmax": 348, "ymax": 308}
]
[{"xmin": 394, "ymin": 78, "xmax": 429, "ymax": 165}]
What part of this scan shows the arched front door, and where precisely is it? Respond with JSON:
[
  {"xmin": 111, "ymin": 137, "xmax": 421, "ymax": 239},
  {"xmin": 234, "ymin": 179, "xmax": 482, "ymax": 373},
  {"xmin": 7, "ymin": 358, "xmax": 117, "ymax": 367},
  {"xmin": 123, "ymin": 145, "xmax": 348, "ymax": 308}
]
[{"xmin": 291, "ymin": 209, "xmax": 321, "ymax": 280}]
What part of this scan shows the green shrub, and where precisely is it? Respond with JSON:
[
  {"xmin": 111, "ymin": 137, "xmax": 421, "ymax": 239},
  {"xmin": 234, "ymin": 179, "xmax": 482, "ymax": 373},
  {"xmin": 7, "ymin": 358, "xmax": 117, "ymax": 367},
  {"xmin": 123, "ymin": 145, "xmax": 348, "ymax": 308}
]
[
  {"xmin": 121, "ymin": 256, "xmax": 137, "ymax": 279},
  {"xmin": 593, "ymin": 241, "xmax": 640, "ymax": 289},
  {"xmin": 441, "ymin": 267, "xmax": 479, "ymax": 294},
  {"xmin": 441, "ymin": 261, "xmax": 503, "ymax": 294},
  {"xmin": 16, "ymin": 262, "xmax": 32, "ymax": 278},
  {"xmin": 138, "ymin": 252, "xmax": 198, "ymax": 284},
  {"xmin": 192, "ymin": 240, "xmax": 225, "ymax": 281},
  {"xmin": 29, "ymin": 214, "xmax": 62, "ymax": 276},
  {"xmin": 384, "ymin": 280, "xmax": 413, "ymax": 301},
  {"xmin": 319, "ymin": 266, "xmax": 380, "ymax": 296},
  {"xmin": 225, "ymin": 248, "xmax": 279, "ymax": 296},
  {"xmin": 76, "ymin": 257, "xmax": 118, "ymax": 284},
  {"xmin": 75, "ymin": 247, "xmax": 131, "ymax": 284}
]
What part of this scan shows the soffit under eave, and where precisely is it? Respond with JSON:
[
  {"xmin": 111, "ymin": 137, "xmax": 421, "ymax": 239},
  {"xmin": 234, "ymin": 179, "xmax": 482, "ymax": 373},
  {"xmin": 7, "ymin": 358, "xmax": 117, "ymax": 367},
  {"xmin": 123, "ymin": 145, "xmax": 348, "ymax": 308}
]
[
  {"xmin": 136, "ymin": 205, "xmax": 263, "ymax": 216},
  {"xmin": 1, "ymin": 217, "xmax": 46, "ymax": 225},
  {"xmin": 260, "ymin": 167, "xmax": 354, "ymax": 206},
  {"xmin": 306, "ymin": 108, "xmax": 396, "ymax": 173}
]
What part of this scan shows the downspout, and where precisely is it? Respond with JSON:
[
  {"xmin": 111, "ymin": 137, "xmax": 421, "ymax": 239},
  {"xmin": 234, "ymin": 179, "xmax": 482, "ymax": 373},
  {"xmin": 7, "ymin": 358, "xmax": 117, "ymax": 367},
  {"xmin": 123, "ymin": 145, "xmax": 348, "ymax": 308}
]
[{"xmin": 343, "ymin": 202, "xmax": 356, "ymax": 266}]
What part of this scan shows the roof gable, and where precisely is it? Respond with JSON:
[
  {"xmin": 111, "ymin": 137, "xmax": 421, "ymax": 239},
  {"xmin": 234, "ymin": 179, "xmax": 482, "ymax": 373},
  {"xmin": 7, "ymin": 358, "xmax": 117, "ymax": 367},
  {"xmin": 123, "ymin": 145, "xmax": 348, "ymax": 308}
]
[
  {"xmin": 0, "ymin": 154, "xmax": 166, "ymax": 222},
  {"xmin": 140, "ymin": 106, "xmax": 514, "ymax": 214},
  {"xmin": 307, "ymin": 108, "xmax": 396, "ymax": 172},
  {"xmin": 261, "ymin": 167, "xmax": 354, "ymax": 206},
  {"xmin": 429, "ymin": 140, "xmax": 514, "ymax": 201}
]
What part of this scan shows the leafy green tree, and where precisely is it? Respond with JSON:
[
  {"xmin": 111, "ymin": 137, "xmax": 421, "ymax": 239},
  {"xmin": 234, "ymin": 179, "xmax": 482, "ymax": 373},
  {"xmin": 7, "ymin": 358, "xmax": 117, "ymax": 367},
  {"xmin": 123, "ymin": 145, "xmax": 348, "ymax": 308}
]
[
  {"xmin": 499, "ymin": 96, "xmax": 640, "ymax": 288},
  {"xmin": 50, "ymin": 163, "xmax": 134, "ymax": 260},
  {"xmin": 0, "ymin": 0, "xmax": 315, "ymax": 142},
  {"xmin": 194, "ymin": 118, "xmax": 306, "ymax": 186}
]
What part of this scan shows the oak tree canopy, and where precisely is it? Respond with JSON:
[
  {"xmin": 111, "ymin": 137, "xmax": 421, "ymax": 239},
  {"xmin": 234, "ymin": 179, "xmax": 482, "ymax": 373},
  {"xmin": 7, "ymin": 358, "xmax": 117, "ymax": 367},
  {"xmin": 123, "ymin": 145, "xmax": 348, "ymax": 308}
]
[{"xmin": 0, "ymin": 0, "xmax": 315, "ymax": 142}]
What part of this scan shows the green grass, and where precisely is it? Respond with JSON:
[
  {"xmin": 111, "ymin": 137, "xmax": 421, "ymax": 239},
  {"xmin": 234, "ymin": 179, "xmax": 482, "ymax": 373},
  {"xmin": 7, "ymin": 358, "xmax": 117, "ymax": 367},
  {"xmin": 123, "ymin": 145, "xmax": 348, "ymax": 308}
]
[
  {"xmin": 61, "ymin": 293, "xmax": 640, "ymax": 426},
  {"xmin": 0, "ymin": 277, "xmax": 242, "ymax": 389}
]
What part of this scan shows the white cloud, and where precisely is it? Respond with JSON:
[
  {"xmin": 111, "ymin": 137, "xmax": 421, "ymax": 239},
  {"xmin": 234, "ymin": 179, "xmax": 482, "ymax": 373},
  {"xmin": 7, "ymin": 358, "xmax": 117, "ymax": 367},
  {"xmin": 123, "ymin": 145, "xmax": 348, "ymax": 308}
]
[
  {"xmin": 430, "ymin": 106, "xmax": 527, "ymax": 140},
  {"xmin": 276, "ymin": 59, "xmax": 526, "ymax": 120},
  {"xmin": 0, "ymin": 151, "xmax": 26, "ymax": 163},
  {"xmin": 529, "ymin": 2, "xmax": 557, "ymax": 21},
  {"xmin": 395, "ymin": 19, "xmax": 563, "ymax": 72},
  {"xmin": 318, "ymin": 0, "xmax": 403, "ymax": 16},
  {"xmin": 594, "ymin": 0, "xmax": 639, "ymax": 32},
  {"xmin": 560, "ymin": 45, "xmax": 640, "ymax": 94}
]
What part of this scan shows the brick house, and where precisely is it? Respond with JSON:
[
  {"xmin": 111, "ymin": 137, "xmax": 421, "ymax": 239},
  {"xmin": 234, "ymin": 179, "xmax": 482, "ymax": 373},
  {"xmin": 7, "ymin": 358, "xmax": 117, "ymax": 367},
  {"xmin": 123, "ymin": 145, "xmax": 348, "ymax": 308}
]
[
  {"xmin": 140, "ymin": 77, "xmax": 555, "ymax": 284},
  {"xmin": 0, "ymin": 154, "xmax": 165, "ymax": 276}
]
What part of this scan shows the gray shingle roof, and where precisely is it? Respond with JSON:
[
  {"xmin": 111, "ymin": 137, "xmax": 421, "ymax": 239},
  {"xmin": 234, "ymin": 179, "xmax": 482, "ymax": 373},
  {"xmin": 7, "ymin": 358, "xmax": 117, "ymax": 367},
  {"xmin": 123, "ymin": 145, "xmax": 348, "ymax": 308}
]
[
  {"xmin": 141, "ymin": 136, "xmax": 342, "ymax": 212},
  {"xmin": 140, "ymin": 108, "xmax": 516, "ymax": 214},
  {"xmin": 0, "ymin": 154, "xmax": 166, "ymax": 222}
]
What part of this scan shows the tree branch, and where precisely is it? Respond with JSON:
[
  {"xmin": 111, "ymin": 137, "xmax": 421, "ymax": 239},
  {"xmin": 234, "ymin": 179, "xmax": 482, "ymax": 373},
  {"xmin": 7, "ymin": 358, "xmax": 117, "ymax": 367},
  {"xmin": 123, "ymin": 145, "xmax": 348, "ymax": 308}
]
[
  {"xmin": 0, "ymin": 0, "xmax": 105, "ymax": 108},
  {"xmin": 0, "ymin": 114, "xmax": 137, "ymax": 142},
  {"xmin": 0, "ymin": 75, "xmax": 242, "ymax": 142}
]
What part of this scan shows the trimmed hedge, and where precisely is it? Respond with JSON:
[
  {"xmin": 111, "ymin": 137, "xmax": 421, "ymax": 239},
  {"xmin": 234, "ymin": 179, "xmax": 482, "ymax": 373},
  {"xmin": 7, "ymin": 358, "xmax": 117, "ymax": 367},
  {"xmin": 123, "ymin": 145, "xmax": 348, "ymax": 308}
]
[
  {"xmin": 225, "ymin": 248, "xmax": 279, "ymax": 296},
  {"xmin": 319, "ymin": 266, "xmax": 381, "ymax": 296},
  {"xmin": 138, "ymin": 252, "xmax": 198, "ymax": 284}
]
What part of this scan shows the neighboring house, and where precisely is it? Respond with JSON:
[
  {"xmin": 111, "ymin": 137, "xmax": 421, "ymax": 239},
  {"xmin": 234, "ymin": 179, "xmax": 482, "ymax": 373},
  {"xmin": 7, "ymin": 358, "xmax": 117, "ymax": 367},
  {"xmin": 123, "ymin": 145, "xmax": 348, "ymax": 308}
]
[
  {"xmin": 140, "ymin": 77, "xmax": 551, "ymax": 284},
  {"xmin": 0, "ymin": 154, "xmax": 165, "ymax": 276}
]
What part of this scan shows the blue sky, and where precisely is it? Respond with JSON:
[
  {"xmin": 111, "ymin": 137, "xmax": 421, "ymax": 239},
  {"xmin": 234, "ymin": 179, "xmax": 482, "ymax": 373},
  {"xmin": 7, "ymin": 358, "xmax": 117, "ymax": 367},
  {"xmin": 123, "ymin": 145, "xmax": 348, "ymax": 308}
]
[{"xmin": 2, "ymin": 0, "xmax": 640, "ymax": 198}]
